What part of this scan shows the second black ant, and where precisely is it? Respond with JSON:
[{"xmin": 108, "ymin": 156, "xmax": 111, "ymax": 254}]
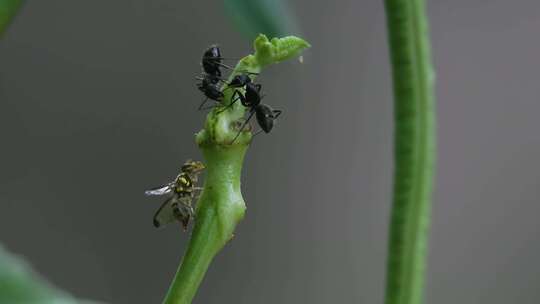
[
  {"xmin": 225, "ymin": 81, "xmax": 282, "ymax": 143},
  {"xmin": 196, "ymin": 73, "xmax": 224, "ymax": 110}
]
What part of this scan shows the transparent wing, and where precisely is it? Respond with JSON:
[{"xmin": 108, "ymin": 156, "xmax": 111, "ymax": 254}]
[
  {"xmin": 153, "ymin": 197, "xmax": 177, "ymax": 228},
  {"xmin": 176, "ymin": 196, "xmax": 194, "ymax": 230},
  {"xmin": 145, "ymin": 183, "xmax": 173, "ymax": 196},
  {"xmin": 153, "ymin": 196, "xmax": 193, "ymax": 229}
]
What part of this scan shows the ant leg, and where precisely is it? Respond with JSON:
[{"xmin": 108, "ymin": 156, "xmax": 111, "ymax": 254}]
[
  {"xmin": 230, "ymin": 110, "xmax": 255, "ymax": 144},
  {"xmin": 216, "ymin": 56, "xmax": 241, "ymax": 61},
  {"xmin": 222, "ymin": 85, "xmax": 235, "ymax": 92},
  {"xmin": 231, "ymin": 90, "xmax": 245, "ymax": 104},
  {"xmin": 218, "ymin": 63, "xmax": 259, "ymax": 72},
  {"xmin": 198, "ymin": 98, "xmax": 210, "ymax": 110},
  {"xmin": 247, "ymin": 127, "xmax": 268, "ymax": 143},
  {"xmin": 195, "ymin": 75, "xmax": 227, "ymax": 83},
  {"xmin": 233, "ymin": 70, "xmax": 260, "ymax": 76},
  {"xmin": 198, "ymin": 98, "xmax": 221, "ymax": 111},
  {"xmin": 199, "ymin": 102, "xmax": 220, "ymax": 111},
  {"xmin": 217, "ymin": 90, "xmax": 243, "ymax": 113},
  {"xmin": 231, "ymin": 90, "xmax": 241, "ymax": 102},
  {"xmin": 218, "ymin": 62, "xmax": 233, "ymax": 69}
]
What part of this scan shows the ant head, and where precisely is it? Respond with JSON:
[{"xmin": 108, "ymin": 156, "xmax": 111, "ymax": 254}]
[
  {"xmin": 229, "ymin": 74, "xmax": 251, "ymax": 87},
  {"xmin": 203, "ymin": 45, "xmax": 221, "ymax": 60}
]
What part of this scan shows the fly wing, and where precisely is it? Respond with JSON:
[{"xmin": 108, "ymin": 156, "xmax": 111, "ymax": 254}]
[
  {"xmin": 145, "ymin": 184, "xmax": 173, "ymax": 196},
  {"xmin": 176, "ymin": 196, "xmax": 194, "ymax": 230},
  {"xmin": 152, "ymin": 197, "xmax": 177, "ymax": 228},
  {"xmin": 153, "ymin": 196, "xmax": 194, "ymax": 230}
]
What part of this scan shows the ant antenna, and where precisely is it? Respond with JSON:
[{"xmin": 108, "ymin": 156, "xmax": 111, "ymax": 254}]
[
  {"xmin": 198, "ymin": 98, "xmax": 211, "ymax": 110},
  {"xmin": 195, "ymin": 75, "xmax": 228, "ymax": 83},
  {"xmin": 202, "ymin": 56, "xmax": 241, "ymax": 61}
]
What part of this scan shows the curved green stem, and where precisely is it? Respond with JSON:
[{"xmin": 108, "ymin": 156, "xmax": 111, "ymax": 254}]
[
  {"xmin": 163, "ymin": 34, "xmax": 310, "ymax": 304},
  {"xmin": 383, "ymin": 1, "xmax": 436, "ymax": 304}
]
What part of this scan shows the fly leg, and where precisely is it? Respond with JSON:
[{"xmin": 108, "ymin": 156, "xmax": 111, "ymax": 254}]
[{"xmin": 171, "ymin": 201, "xmax": 193, "ymax": 231}]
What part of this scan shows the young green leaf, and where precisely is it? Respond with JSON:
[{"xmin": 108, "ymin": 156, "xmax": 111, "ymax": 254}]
[
  {"xmin": 0, "ymin": 244, "xmax": 102, "ymax": 304},
  {"xmin": 223, "ymin": 0, "xmax": 297, "ymax": 40},
  {"xmin": 254, "ymin": 34, "xmax": 311, "ymax": 65},
  {"xmin": 0, "ymin": 0, "xmax": 24, "ymax": 37}
]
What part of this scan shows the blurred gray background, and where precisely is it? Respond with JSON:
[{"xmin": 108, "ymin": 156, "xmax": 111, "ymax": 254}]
[{"xmin": 1, "ymin": 0, "xmax": 539, "ymax": 303}]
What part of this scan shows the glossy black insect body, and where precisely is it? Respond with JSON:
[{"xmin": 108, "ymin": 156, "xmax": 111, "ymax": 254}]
[
  {"xmin": 196, "ymin": 73, "xmax": 224, "ymax": 110},
  {"xmin": 229, "ymin": 82, "xmax": 282, "ymax": 143},
  {"xmin": 201, "ymin": 45, "xmax": 231, "ymax": 77},
  {"xmin": 197, "ymin": 45, "xmax": 252, "ymax": 110},
  {"xmin": 255, "ymin": 104, "xmax": 281, "ymax": 133}
]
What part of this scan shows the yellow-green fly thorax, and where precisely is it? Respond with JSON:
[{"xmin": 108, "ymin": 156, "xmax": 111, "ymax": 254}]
[{"xmin": 174, "ymin": 173, "xmax": 193, "ymax": 194}]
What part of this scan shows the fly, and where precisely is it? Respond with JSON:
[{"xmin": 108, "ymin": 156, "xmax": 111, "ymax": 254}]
[{"xmin": 145, "ymin": 160, "xmax": 205, "ymax": 230}]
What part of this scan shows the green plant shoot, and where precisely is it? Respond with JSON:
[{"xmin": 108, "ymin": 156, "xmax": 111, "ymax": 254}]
[{"xmin": 163, "ymin": 34, "xmax": 310, "ymax": 304}]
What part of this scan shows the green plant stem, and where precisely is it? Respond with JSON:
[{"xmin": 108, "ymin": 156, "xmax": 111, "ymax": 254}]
[
  {"xmin": 162, "ymin": 35, "xmax": 310, "ymax": 304},
  {"xmin": 383, "ymin": 1, "xmax": 436, "ymax": 304},
  {"xmin": 163, "ymin": 145, "xmax": 248, "ymax": 304}
]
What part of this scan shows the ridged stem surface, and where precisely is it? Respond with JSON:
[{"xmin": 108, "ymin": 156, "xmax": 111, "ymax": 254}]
[{"xmin": 383, "ymin": 1, "xmax": 436, "ymax": 304}]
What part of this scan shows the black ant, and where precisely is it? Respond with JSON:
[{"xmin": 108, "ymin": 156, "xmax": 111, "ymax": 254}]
[
  {"xmin": 196, "ymin": 73, "xmax": 224, "ymax": 110},
  {"xmin": 226, "ymin": 82, "xmax": 282, "ymax": 143},
  {"xmin": 196, "ymin": 45, "xmax": 236, "ymax": 110}
]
